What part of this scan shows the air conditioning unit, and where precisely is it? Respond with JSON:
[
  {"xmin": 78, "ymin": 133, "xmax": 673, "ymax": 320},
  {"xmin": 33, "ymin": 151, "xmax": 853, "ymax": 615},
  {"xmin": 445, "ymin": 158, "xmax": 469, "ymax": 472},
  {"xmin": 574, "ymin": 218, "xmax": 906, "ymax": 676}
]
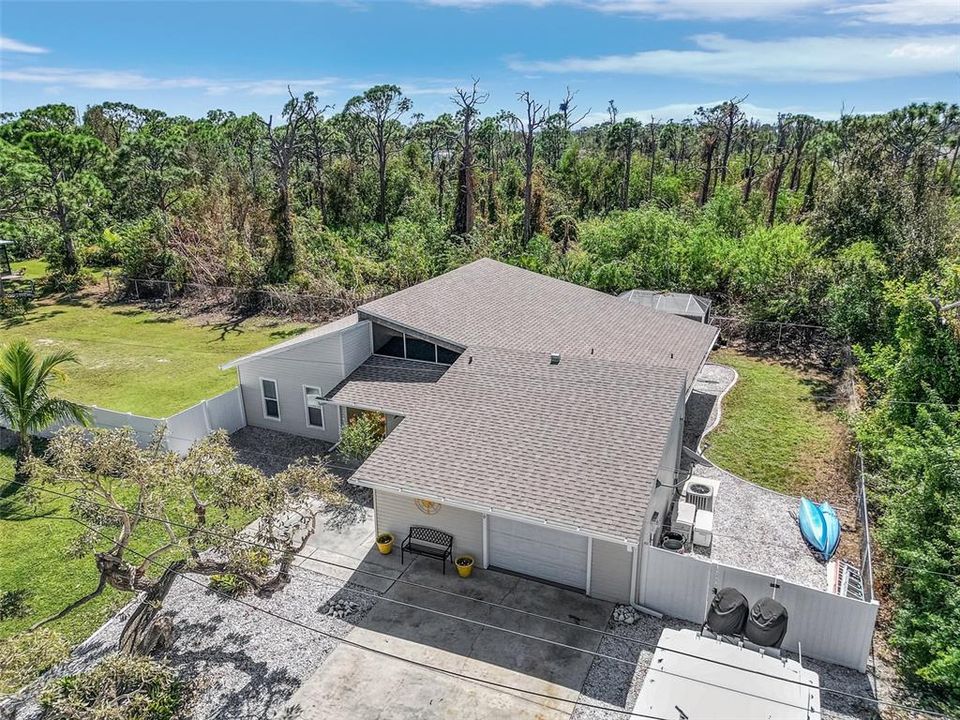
[
  {"xmin": 673, "ymin": 501, "xmax": 697, "ymax": 544},
  {"xmin": 683, "ymin": 477, "xmax": 719, "ymax": 513}
]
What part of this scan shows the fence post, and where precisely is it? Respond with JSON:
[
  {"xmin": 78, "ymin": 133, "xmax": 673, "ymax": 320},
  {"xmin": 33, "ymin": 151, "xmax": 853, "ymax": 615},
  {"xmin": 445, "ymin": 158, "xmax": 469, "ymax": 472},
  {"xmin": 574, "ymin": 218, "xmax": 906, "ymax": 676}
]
[
  {"xmin": 133, "ymin": 278, "xmax": 139, "ymax": 300},
  {"xmin": 105, "ymin": 271, "xmax": 112, "ymax": 294}
]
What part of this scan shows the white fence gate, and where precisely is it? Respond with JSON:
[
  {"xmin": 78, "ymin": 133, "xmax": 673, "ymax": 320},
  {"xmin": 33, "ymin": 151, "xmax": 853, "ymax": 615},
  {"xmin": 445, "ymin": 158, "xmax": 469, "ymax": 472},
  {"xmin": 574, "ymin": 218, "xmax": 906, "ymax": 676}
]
[
  {"xmin": 14, "ymin": 387, "xmax": 246, "ymax": 455},
  {"xmin": 638, "ymin": 545, "xmax": 879, "ymax": 672}
]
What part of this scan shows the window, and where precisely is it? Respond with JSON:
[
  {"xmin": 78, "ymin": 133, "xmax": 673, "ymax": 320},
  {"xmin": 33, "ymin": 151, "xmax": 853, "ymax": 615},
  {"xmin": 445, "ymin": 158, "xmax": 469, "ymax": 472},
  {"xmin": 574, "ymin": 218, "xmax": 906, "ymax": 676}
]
[
  {"xmin": 405, "ymin": 336, "xmax": 436, "ymax": 363},
  {"xmin": 260, "ymin": 378, "xmax": 280, "ymax": 420},
  {"xmin": 371, "ymin": 322, "xmax": 461, "ymax": 365},
  {"xmin": 436, "ymin": 346, "xmax": 459, "ymax": 365},
  {"xmin": 373, "ymin": 324, "xmax": 405, "ymax": 358},
  {"xmin": 304, "ymin": 385, "xmax": 324, "ymax": 428}
]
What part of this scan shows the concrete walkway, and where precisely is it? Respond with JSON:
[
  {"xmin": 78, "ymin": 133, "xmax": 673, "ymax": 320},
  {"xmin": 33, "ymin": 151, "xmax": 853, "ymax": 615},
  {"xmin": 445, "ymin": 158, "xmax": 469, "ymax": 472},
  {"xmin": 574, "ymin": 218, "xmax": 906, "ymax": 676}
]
[{"xmin": 287, "ymin": 520, "xmax": 614, "ymax": 719}]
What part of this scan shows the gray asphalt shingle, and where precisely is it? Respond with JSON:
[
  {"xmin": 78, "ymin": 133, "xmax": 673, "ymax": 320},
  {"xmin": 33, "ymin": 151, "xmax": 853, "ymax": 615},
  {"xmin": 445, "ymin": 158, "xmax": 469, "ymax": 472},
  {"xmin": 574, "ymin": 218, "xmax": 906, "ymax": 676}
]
[
  {"xmin": 349, "ymin": 347, "xmax": 687, "ymax": 542},
  {"xmin": 358, "ymin": 259, "xmax": 717, "ymax": 387}
]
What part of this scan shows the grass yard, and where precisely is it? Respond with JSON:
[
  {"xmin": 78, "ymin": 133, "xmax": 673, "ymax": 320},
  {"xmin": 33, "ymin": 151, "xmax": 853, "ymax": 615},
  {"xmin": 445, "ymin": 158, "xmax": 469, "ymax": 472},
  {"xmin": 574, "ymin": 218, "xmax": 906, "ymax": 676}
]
[
  {"xmin": 0, "ymin": 445, "xmax": 258, "ymax": 694},
  {"xmin": 0, "ymin": 452, "xmax": 133, "ymax": 654},
  {"xmin": 703, "ymin": 348, "xmax": 847, "ymax": 495},
  {"xmin": 0, "ymin": 294, "xmax": 309, "ymax": 417},
  {"xmin": 10, "ymin": 258, "xmax": 49, "ymax": 281}
]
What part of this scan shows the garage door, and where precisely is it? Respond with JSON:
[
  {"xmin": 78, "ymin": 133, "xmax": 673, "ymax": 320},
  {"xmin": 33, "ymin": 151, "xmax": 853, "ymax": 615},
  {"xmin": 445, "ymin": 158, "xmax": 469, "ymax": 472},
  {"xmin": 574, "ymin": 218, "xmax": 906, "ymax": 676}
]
[{"xmin": 488, "ymin": 516, "xmax": 589, "ymax": 590}]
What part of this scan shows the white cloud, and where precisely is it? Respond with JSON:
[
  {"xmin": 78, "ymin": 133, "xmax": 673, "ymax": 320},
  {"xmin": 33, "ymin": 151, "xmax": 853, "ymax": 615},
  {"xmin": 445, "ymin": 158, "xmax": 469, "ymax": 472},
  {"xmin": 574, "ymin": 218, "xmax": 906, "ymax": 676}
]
[
  {"xmin": 830, "ymin": 0, "xmax": 960, "ymax": 25},
  {"xmin": 584, "ymin": 100, "xmax": 851, "ymax": 124},
  {"xmin": 508, "ymin": 33, "xmax": 960, "ymax": 83},
  {"xmin": 424, "ymin": 0, "xmax": 822, "ymax": 19},
  {"xmin": 0, "ymin": 36, "xmax": 49, "ymax": 54},
  {"xmin": 1, "ymin": 66, "xmax": 340, "ymax": 96},
  {"xmin": 424, "ymin": 0, "xmax": 960, "ymax": 23}
]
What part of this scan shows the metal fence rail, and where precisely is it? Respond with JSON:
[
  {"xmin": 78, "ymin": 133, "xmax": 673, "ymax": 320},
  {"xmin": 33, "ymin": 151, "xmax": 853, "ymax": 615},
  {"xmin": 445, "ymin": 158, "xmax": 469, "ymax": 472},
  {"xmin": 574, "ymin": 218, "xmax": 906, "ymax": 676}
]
[{"xmin": 856, "ymin": 449, "xmax": 876, "ymax": 604}]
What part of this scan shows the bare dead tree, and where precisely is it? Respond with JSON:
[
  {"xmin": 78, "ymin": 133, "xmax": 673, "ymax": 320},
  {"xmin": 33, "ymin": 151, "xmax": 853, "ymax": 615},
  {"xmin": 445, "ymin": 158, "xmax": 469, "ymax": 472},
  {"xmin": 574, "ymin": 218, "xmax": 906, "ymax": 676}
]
[
  {"xmin": 300, "ymin": 94, "xmax": 336, "ymax": 218},
  {"xmin": 452, "ymin": 79, "xmax": 488, "ymax": 237},
  {"xmin": 646, "ymin": 116, "xmax": 658, "ymax": 200},
  {"xmin": 741, "ymin": 120, "xmax": 766, "ymax": 202},
  {"xmin": 717, "ymin": 97, "xmax": 746, "ymax": 184},
  {"xmin": 260, "ymin": 89, "xmax": 310, "ymax": 280},
  {"xmin": 513, "ymin": 91, "xmax": 548, "ymax": 247},
  {"xmin": 767, "ymin": 114, "xmax": 792, "ymax": 226},
  {"xmin": 697, "ymin": 129, "xmax": 718, "ymax": 207},
  {"xmin": 788, "ymin": 115, "xmax": 816, "ymax": 191},
  {"xmin": 558, "ymin": 86, "xmax": 590, "ymax": 133}
]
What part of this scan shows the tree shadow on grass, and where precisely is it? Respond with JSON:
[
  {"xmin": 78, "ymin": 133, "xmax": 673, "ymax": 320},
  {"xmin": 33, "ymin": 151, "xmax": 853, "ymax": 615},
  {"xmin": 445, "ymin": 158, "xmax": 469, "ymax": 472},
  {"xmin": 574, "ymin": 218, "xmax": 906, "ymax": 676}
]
[
  {"xmin": 799, "ymin": 376, "xmax": 845, "ymax": 412},
  {"xmin": 1, "ymin": 308, "xmax": 67, "ymax": 329}
]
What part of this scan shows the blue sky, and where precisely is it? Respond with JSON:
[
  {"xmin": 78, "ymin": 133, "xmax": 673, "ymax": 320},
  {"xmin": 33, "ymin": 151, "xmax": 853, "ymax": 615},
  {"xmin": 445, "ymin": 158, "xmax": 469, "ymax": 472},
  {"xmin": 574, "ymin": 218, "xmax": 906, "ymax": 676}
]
[{"xmin": 1, "ymin": 0, "xmax": 958, "ymax": 123}]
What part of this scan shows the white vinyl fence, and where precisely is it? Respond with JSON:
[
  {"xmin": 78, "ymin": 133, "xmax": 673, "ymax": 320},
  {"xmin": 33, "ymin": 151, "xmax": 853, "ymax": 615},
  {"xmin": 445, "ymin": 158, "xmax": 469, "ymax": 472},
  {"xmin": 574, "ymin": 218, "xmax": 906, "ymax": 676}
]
[
  {"xmin": 17, "ymin": 387, "xmax": 246, "ymax": 455},
  {"xmin": 638, "ymin": 545, "xmax": 879, "ymax": 672}
]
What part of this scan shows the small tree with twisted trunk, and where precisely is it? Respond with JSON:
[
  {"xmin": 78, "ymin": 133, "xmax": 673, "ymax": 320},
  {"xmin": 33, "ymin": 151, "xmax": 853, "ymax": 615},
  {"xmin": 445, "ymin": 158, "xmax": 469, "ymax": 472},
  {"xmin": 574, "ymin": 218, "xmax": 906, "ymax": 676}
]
[
  {"xmin": 25, "ymin": 426, "xmax": 343, "ymax": 655},
  {"xmin": 0, "ymin": 339, "xmax": 89, "ymax": 482}
]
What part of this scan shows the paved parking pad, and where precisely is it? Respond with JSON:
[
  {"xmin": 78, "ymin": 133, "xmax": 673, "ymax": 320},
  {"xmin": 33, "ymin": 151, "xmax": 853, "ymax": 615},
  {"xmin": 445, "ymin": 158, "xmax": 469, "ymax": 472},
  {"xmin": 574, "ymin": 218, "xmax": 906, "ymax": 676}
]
[{"xmin": 286, "ymin": 557, "xmax": 613, "ymax": 719}]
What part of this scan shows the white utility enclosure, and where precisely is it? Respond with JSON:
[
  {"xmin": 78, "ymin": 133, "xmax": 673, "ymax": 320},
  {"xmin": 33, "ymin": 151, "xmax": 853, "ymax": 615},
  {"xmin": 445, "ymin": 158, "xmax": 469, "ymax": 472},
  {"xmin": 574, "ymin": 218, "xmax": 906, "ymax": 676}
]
[{"xmin": 634, "ymin": 629, "xmax": 821, "ymax": 720}]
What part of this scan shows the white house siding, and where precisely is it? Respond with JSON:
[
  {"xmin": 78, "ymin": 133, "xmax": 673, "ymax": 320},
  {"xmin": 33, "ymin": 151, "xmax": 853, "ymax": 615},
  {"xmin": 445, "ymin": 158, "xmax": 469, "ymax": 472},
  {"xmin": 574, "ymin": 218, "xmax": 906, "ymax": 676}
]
[
  {"xmin": 590, "ymin": 539, "xmax": 634, "ymax": 603},
  {"xmin": 341, "ymin": 321, "xmax": 373, "ymax": 376},
  {"xmin": 373, "ymin": 489, "xmax": 484, "ymax": 562},
  {"xmin": 644, "ymin": 389, "xmax": 686, "ymax": 544},
  {"xmin": 238, "ymin": 326, "xmax": 372, "ymax": 442}
]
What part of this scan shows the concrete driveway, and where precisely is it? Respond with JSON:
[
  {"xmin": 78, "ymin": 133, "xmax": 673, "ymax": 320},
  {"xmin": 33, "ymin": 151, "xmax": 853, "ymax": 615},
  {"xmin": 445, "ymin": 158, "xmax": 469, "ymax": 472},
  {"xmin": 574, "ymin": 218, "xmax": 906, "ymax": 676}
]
[{"xmin": 286, "ymin": 541, "xmax": 614, "ymax": 719}]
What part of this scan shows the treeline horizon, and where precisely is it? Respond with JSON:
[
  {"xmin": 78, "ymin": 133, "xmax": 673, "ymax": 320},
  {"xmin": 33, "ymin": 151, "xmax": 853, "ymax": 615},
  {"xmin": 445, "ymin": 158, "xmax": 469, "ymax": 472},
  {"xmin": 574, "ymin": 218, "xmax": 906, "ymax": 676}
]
[{"xmin": 1, "ymin": 86, "xmax": 960, "ymax": 709}]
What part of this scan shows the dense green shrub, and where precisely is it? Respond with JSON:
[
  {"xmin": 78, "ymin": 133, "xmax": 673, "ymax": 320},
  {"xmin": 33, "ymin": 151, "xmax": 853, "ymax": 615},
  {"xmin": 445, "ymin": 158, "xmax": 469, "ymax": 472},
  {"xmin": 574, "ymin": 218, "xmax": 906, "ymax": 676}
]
[
  {"xmin": 338, "ymin": 412, "xmax": 384, "ymax": 461},
  {"xmin": 39, "ymin": 655, "xmax": 185, "ymax": 720},
  {"xmin": 208, "ymin": 573, "xmax": 247, "ymax": 598}
]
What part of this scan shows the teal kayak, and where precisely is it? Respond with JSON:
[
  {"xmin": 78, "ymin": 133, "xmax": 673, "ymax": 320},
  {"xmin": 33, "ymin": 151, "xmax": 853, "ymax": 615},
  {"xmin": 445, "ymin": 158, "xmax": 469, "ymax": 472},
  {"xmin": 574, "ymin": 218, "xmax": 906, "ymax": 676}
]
[{"xmin": 799, "ymin": 497, "xmax": 841, "ymax": 561}]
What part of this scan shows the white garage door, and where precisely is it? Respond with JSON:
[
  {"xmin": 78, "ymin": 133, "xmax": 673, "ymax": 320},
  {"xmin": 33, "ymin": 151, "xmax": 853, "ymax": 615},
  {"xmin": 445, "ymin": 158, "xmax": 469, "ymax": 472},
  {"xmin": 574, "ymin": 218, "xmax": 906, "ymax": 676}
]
[{"xmin": 488, "ymin": 516, "xmax": 589, "ymax": 590}]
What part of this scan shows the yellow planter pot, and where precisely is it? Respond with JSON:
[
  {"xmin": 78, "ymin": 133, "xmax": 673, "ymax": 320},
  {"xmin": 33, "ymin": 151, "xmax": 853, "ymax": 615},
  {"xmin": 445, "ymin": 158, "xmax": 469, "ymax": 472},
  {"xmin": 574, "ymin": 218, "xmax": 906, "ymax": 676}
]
[
  {"xmin": 376, "ymin": 534, "xmax": 394, "ymax": 555},
  {"xmin": 455, "ymin": 556, "xmax": 474, "ymax": 577}
]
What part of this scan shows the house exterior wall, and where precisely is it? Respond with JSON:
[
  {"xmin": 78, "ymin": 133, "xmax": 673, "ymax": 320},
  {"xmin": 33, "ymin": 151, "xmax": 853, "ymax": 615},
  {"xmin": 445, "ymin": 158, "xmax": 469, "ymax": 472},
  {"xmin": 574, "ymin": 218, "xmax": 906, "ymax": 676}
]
[
  {"xmin": 374, "ymin": 489, "xmax": 484, "ymax": 563},
  {"xmin": 341, "ymin": 321, "xmax": 373, "ymax": 376},
  {"xmin": 238, "ymin": 321, "xmax": 372, "ymax": 442},
  {"xmin": 644, "ymin": 387, "xmax": 686, "ymax": 547},
  {"xmin": 590, "ymin": 539, "xmax": 634, "ymax": 603}
]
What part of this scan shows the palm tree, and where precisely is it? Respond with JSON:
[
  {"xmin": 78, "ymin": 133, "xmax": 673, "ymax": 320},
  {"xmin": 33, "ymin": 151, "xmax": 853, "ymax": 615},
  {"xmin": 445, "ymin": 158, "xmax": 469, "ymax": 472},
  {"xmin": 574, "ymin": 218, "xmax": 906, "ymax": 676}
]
[{"xmin": 0, "ymin": 339, "xmax": 89, "ymax": 480}]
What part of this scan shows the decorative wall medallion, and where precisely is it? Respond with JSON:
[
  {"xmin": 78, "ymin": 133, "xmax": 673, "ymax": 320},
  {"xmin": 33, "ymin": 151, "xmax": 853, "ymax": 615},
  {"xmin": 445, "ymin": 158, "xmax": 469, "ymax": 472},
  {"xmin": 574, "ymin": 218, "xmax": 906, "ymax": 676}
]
[{"xmin": 415, "ymin": 498, "xmax": 441, "ymax": 515}]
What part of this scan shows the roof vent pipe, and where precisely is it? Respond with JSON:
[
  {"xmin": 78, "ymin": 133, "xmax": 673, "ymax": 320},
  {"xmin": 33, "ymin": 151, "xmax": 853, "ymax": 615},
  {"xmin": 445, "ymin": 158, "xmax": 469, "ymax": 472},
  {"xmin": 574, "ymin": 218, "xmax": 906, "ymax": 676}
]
[{"xmin": 550, "ymin": 353, "xmax": 561, "ymax": 365}]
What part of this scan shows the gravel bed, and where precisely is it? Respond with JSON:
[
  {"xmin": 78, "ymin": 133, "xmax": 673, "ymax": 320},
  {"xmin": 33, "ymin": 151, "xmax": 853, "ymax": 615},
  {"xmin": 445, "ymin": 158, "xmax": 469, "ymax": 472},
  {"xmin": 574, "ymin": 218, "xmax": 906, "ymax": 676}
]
[
  {"xmin": 683, "ymin": 363, "xmax": 738, "ymax": 452},
  {"xmin": 691, "ymin": 460, "xmax": 830, "ymax": 591},
  {"xmin": 229, "ymin": 425, "xmax": 334, "ymax": 476},
  {"xmin": 0, "ymin": 568, "xmax": 382, "ymax": 720},
  {"xmin": 572, "ymin": 612, "xmax": 878, "ymax": 720}
]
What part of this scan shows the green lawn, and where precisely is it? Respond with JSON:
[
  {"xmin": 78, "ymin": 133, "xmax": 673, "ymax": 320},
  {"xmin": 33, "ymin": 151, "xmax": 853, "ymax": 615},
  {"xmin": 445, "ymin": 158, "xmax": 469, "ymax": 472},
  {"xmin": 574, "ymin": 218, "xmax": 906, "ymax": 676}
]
[
  {"xmin": 703, "ymin": 348, "xmax": 844, "ymax": 495},
  {"xmin": 0, "ymin": 295, "xmax": 309, "ymax": 417},
  {"xmin": 0, "ymin": 446, "xmax": 258, "ymax": 693},
  {"xmin": 0, "ymin": 453, "xmax": 134, "ymax": 654},
  {"xmin": 10, "ymin": 259, "xmax": 49, "ymax": 281}
]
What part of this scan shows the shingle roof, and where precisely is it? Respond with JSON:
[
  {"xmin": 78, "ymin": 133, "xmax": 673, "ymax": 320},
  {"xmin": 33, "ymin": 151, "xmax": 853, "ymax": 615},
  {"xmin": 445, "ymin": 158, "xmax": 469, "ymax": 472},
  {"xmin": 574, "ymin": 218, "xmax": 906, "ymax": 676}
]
[
  {"xmin": 324, "ymin": 355, "xmax": 446, "ymax": 416},
  {"xmin": 620, "ymin": 290, "xmax": 712, "ymax": 319},
  {"xmin": 358, "ymin": 259, "xmax": 717, "ymax": 387},
  {"xmin": 349, "ymin": 346, "xmax": 687, "ymax": 542}
]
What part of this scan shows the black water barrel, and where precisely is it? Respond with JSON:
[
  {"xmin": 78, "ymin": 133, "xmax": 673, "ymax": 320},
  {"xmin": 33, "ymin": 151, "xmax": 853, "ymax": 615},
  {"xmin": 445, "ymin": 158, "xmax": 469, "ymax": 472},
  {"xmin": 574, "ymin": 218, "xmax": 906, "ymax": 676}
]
[
  {"xmin": 661, "ymin": 531, "xmax": 684, "ymax": 551},
  {"xmin": 744, "ymin": 597, "xmax": 789, "ymax": 648},
  {"xmin": 704, "ymin": 587, "xmax": 749, "ymax": 636}
]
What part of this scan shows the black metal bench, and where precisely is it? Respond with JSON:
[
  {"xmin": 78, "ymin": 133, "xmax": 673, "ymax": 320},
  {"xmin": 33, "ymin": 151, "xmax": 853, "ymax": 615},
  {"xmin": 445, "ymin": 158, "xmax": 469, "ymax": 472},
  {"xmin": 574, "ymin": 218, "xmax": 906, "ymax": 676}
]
[{"xmin": 401, "ymin": 526, "xmax": 453, "ymax": 573}]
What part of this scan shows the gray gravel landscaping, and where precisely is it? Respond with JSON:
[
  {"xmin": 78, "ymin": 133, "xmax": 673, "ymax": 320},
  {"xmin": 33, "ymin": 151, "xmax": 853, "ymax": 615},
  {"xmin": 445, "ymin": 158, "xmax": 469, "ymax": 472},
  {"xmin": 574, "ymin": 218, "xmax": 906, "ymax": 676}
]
[
  {"xmin": 689, "ymin": 459, "xmax": 831, "ymax": 591},
  {"xmin": 683, "ymin": 364, "xmax": 738, "ymax": 451},
  {"xmin": 0, "ymin": 568, "xmax": 383, "ymax": 720}
]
